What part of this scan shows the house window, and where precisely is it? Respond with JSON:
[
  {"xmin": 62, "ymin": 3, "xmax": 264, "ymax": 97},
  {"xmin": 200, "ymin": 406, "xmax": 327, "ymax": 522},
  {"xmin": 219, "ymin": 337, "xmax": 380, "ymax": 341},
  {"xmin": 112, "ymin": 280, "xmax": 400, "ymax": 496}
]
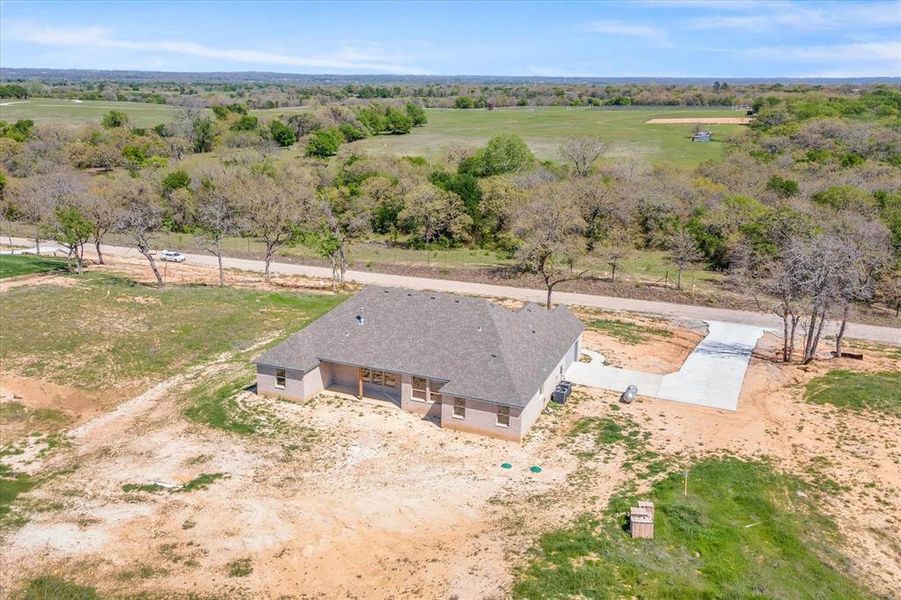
[
  {"xmin": 275, "ymin": 368, "xmax": 286, "ymax": 389},
  {"xmin": 384, "ymin": 372, "xmax": 397, "ymax": 387},
  {"xmin": 412, "ymin": 377, "xmax": 427, "ymax": 401},
  {"xmin": 453, "ymin": 398, "xmax": 466, "ymax": 419},
  {"xmin": 496, "ymin": 405, "xmax": 510, "ymax": 427},
  {"xmin": 361, "ymin": 368, "xmax": 372, "ymax": 383}
]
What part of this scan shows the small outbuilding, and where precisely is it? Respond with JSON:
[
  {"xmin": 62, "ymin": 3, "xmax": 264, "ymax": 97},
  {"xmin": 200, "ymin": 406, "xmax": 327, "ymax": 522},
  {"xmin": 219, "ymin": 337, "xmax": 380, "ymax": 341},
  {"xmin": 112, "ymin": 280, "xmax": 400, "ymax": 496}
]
[{"xmin": 692, "ymin": 131, "xmax": 712, "ymax": 142}]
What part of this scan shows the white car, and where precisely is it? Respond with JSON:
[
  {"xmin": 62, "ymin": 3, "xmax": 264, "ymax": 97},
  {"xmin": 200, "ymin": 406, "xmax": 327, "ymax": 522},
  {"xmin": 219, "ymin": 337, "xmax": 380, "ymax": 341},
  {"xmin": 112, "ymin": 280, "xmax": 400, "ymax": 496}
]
[{"xmin": 159, "ymin": 250, "xmax": 187, "ymax": 263}]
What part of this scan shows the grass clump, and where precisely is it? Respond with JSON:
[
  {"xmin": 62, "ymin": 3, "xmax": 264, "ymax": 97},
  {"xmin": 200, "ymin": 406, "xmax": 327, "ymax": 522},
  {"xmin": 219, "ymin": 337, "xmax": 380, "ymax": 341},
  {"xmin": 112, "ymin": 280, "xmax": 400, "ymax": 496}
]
[
  {"xmin": 0, "ymin": 463, "xmax": 37, "ymax": 523},
  {"xmin": 0, "ymin": 272, "xmax": 344, "ymax": 388},
  {"xmin": 585, "ymin": 318, "xmax": 672, "ymax": 345},
  {"xmin": 513, "ymin": 457, "xmax": 872, "ymax": 600},
  {"xmin": 122, "ymin": 473, "xmax": 227, "ymax": 494},
  {"xmin": 226, "ymin": 557, "xmax": 254, "ymax": 577},
  {"xmin": 179, "ymin": 472, "xmax": 226, "ymax": 492},
  {"xmin": 805, "ymin": 370, "xmax": 900, "ymax": 417},
  {"xmin": 18, "ymin": 575, "xmax": 100, "ymax": 599},
  {"xmin": 184, "ymin": 367, "xmax": 286, "ymax": 436},
  {"xmin": 0, "ymin": 254, "xmax": 68, "ymax": 279}
]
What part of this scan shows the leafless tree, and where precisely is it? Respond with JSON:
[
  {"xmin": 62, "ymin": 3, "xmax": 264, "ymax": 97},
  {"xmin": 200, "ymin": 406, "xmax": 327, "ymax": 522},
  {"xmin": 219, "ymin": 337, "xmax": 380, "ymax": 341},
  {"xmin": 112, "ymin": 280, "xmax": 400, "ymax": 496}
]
[
  {"xmin": 829, "ymin": 215, "xmax": 893, "ymax": 357},
  {"xmin": 238, "ymin": 166, "xmax": 313, "ymax": 281},
  {"xmin": 784, "ymin": 234, "xmax": 848, "ymax": 364},
  {"xmin": 16, "ymin": 171, "xmax": 85, "ymax": 255},
  {"xmin": 598, "ymin": 227, "xmax": 633, "ymax": 283},
  {"xmin": 310, "ymin": 188, "xmax": 371, "ymax": 289},
  {"xmin": 560, "ymin": 136, "xmax": 606, "ymax": 177},
  {"xmin": 193, "ymin": 168, "xmax": 244, "ymax": 286},
  {"xmin": 114, "ymin": 175, "xmax": 166, "ymax": 287},
  {"xmin": 666, "ymin": 228, "xmax": 703, "ymax": 290},
  {"xmin": 399, "ymin": 183, "xmax": 471, "ymax": 265},
  {"xmin": 761, "ymin": 254, "xmax": 805, "ymax": 362},
  {"xmin": 85, "ymin": 181, "xmax": 122, "ymax": 264},
  {"xmin": 512, "ymin": 191, "xmax": 587, "ymax": 309}
]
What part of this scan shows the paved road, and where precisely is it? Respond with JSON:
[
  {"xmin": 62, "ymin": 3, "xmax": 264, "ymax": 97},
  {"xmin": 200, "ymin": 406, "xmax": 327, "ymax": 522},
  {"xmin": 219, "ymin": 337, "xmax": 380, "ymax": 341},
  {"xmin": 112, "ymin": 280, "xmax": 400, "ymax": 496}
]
[
  {"xmin": 10, "ymin": 237, "xmax": 901, "ymax": 346},
  {"xmin": 568, "ymin": 321, "xmax": 766, "ymax": 411}
]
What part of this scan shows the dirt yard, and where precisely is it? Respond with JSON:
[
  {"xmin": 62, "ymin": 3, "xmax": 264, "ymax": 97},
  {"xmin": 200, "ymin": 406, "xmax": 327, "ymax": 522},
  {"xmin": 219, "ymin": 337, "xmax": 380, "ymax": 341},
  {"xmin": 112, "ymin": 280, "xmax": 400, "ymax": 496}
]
[
  {"xmin": 1, "ymin": 325, "xmax": 898, "ymax": 598},
  {"xmin": 1, "ymin": 261, "xmax": 899, "ymax": 598}
]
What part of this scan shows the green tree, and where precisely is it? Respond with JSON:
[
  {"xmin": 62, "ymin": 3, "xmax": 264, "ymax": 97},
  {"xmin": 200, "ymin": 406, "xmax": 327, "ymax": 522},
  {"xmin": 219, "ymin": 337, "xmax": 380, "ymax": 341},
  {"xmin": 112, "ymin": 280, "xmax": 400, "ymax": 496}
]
[
  {"xmin": 405, "ymin": 103, "xmax": 427, "ymax": 126},
  {"xmin": 101, "ymin": 110, "xmax": 129, "ymax": 129},
  {"xmin": 384, "ymin": 107, "xmax": 413, "ymax": 134},
  {"xmin": 230, "ymin": 115, "xmax": 259, "ymax": 132},
  {"xmin": 460, "ymin": 134, "xmax": 534, "ymax": 177},
  {"xmin": 766, "ymin": 175, "xmax": 799, "ymax": 198},
  {"xmin": 338, "ymin": 122, "xmax": 368, "ymax": 142},
  {"xmin": 52, "ymin": 205, "xmax": 93, "ymax": 274},
  {"xmin": 811, "ymin": 186, "xmax": 875, "ymax": 212},
  {"xmin": 306, "ymin": 127, "xmax": 343, "ymax": 157},
  {"xmin": 269, "ymin": 119, "xmax": 297, "ymax": 147},
  {"xmin": 191, "ymin": 117, "xmax": 215, "ymax": 153}
]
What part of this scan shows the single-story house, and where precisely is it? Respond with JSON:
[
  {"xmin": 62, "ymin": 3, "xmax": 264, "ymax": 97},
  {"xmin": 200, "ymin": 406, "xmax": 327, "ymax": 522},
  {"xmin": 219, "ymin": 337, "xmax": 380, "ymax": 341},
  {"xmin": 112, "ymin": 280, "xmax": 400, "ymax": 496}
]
[{"xmin": 254, "ymin": 286, "xmax": 584, "ymax": 441}]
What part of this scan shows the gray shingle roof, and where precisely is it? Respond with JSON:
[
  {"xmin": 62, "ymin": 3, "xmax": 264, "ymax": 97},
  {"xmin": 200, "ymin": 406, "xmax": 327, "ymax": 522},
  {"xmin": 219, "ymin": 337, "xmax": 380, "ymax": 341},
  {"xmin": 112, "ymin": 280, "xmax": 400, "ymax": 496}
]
[{"xmin": 255, "ymin": 286, "xmax": 584, "ymax": 407}]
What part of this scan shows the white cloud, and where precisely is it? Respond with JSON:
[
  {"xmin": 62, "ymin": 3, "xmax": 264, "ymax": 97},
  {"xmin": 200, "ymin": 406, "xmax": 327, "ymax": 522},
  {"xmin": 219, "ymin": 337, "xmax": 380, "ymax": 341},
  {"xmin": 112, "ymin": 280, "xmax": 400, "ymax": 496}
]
[
  {"xmin": 3, "ymin": 23, "xmax": 428, "ymax": 73},
  {"xmin": 687, "ymin": 1, "xmax": 901, "ymax": 32},
  {"xmin": 583, "ymin": 20, "xmax": 670, "ymax": 45},
  {"xmin": 746, "ymin": 41, "xmax": 901, "ymax": 76},
  {"xmin": 752, "ymin": 40, "xmax": 901, "ymax": 62}
]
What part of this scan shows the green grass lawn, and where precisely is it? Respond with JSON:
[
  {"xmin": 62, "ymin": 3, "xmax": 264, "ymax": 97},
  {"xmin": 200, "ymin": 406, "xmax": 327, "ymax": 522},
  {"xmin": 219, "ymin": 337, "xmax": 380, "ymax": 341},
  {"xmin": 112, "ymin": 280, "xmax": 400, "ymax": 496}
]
[
  {"xmin": 3, "ymin": 100, "xmax": 744, "ymax": 167},
  {"xmin": 0, "ymin": 255, "xmax": 68, "ymax": 279},
  {"xmin": 0, "ymin": 272, "xmax": 344, "ymax": 388},
  {"xmin": 353, "ymin": 106, "xmax": 746, "ymax": 167},
  {"xmin": 514, "ymin": 457, "xmax": 872, "ymax": 599},
  {"xmin": 805, "ymin": 370, "xmax": 901, "ymax": 417},
  {"xmin": 0, "ymin": 98, "xmax": 184, "ymax": 128}
]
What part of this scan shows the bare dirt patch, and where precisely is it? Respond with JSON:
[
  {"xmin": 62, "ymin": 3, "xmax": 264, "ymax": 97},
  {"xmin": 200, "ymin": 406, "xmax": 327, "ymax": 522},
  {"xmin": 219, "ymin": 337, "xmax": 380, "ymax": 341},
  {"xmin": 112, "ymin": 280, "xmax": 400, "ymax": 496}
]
[
  {"xmin": 92, "ymin": 255, "xmax": 346, "ymax": 295},
  {"xmin": 0, "ymin": 376, "xmax": 118, "ymax": 442},
  {"xmin": 646, "ymin": 117, "xmax": 752, "ymax": 124},
  {"xmin": 577, "ymin": 311, "xmax": 705, "ymax": 373},
  {"xmin": 1, "ymin": 326, "xmax": 898, "ymax": 598},
  {"xmin": 0, "ymin": 273, "xmax": 79, "ymax": 293}
]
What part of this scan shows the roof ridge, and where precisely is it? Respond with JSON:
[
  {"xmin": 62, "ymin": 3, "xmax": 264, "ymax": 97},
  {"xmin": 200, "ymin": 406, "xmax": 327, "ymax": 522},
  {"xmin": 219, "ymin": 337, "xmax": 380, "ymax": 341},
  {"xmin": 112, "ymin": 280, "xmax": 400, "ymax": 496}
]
[{"xmin": 480, "ymin": 303, "xmax": 520, "ymax": 401}]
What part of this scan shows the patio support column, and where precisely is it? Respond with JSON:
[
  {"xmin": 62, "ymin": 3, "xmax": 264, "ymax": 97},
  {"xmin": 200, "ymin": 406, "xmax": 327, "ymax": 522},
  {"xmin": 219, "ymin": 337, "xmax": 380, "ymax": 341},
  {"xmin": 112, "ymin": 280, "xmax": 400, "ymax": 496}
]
[{"xmin": 358, "ymin": 368, "xmax": 363, "ymax": 399}]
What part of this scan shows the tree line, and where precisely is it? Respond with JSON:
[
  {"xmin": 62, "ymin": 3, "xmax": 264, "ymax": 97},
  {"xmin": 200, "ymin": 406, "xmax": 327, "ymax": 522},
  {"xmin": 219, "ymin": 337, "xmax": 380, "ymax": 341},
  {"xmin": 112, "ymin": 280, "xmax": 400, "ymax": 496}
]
[{"xmin": 0, "ymin": 88, "xmax": 898, "ymax": 366}]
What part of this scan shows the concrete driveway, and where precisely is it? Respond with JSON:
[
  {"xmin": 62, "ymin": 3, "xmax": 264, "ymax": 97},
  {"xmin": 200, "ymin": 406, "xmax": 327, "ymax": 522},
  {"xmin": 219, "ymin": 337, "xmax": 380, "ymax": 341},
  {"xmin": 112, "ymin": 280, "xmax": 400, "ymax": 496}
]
[{"xmin": 567, "ymin": 321, "xmax": 766, "ymax": 411}]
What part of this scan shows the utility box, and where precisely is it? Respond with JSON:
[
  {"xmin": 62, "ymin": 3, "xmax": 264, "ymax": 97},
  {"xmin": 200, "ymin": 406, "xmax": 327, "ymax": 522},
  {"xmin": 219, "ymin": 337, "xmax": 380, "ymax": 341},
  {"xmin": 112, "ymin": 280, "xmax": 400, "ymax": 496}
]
[{"xmin": 630, "ymin": 501, "xmax": 655, "ymax": 539}]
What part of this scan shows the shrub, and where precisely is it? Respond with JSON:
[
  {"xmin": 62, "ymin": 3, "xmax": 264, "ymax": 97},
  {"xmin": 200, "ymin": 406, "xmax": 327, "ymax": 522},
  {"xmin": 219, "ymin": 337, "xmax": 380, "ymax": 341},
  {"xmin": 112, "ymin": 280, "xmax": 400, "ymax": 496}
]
[
  {"xmin": 269, "ymin": 119, "xmax": 297, "ymax": 147},
  {"xmin": 306, "ymin": 127, "xmax": 343, "ymax": 157}
]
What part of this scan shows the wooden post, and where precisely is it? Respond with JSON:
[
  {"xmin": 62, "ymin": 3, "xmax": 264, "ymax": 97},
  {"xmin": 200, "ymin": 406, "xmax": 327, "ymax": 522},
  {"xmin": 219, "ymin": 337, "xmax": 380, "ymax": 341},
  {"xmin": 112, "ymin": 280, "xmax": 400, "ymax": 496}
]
[{"xmin": 358, "ymin": 368, "xmax": 363, "ymax": 399}]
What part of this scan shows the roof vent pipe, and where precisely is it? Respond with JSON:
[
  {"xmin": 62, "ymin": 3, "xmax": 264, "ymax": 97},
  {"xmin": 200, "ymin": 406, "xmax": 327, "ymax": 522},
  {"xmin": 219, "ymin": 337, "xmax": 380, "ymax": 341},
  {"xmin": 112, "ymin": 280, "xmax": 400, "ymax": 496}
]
[{"xmin": 356, "ymin": 314, "xmax": 364, "ymax": 326}]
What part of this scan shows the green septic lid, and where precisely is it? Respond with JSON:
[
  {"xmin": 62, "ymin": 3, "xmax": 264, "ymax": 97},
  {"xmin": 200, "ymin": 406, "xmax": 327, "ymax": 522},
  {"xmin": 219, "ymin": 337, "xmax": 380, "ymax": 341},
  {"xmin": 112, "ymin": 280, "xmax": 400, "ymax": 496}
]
[
  {"xmin": 530, "ymin": 465, "xmax": 542, "ymax": 473},
  {"xmin": 501, "ymin": 462, "xmax": 512, "ymax": 469}
]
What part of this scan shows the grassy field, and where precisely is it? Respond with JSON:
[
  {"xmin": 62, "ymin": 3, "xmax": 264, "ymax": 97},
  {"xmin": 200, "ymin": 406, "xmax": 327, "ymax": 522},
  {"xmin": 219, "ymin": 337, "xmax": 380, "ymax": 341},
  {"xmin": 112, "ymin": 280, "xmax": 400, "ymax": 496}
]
[
  {"xmin": 0, "ymin": 98, "xmax": 183, "ymax": 128},
  {"xmin": 0, "ymin": 255, "xmax": 68, "ymax": 279},
  {"xmin": 514, "ymin": 458, "xmax": 872, "ymax": 599},
  {"xmin": 805, "ymin": 370, "xmax": 901, "ymax": 417},
  {"xmin": 351, "ymin": 106, "xmax": 746, "ymax": 167},
  {"xmin": 0, "ymin": 272, "xmax": 343, "ymax": 388},
  {"xmin": 2, "ymin": 99, "xmax": 745, "ymax": 167}
]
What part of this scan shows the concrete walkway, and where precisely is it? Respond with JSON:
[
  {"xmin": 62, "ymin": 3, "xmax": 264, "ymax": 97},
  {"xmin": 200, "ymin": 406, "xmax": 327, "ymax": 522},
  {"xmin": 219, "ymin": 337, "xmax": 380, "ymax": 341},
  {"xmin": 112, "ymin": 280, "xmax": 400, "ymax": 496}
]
[
  {"xmin": 7, "ymin": 237, "xmax": 900, "ymax": 345},
  {"xmin": 567, "ymin": 321, "xmax": 766, "ymax": 411}
]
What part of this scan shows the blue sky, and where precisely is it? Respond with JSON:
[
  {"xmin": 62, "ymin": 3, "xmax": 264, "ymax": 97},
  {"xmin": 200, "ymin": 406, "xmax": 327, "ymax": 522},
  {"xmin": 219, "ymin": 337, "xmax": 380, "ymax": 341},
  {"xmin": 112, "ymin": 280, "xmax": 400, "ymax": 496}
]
[{"xmin": 1, "ymin": 1, "xmax": 899, "ymax": 77}]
